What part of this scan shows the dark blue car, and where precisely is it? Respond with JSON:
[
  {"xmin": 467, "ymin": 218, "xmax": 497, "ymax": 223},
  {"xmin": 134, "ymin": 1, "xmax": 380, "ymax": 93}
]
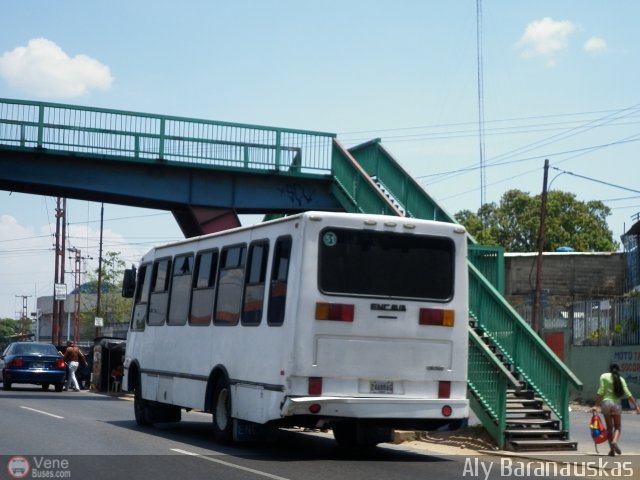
[{"xmin": 1, "ymin": 342, "xmax": 67, "ymax": 392}]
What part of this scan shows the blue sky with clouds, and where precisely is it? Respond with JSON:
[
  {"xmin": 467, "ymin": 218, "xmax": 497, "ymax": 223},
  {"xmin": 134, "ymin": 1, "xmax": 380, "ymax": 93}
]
[{"xmin": 1, "ymin": 1, "xmax": 639, "ymax": 319}]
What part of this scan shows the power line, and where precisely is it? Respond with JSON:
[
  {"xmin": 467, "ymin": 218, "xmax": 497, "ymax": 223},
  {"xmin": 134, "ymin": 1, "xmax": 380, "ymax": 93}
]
[
  {"xmin": 338, "ymin": 108, "xmax": 640, "ymax": 137},
  {"xmin": 66, "ymin": 211, "xmax": 171, "ymax": 226},
  {"xmin": 550, "ymin": 167, "xmax": 640, "ymax": 195},
  {"xmin": 462, "ymin": 104, "xmax": 640, "ymax": 178},
  {"xmin": 417, "ymin": 136, "xmax": 640, "ymax": 184},
  {"xmin": 602, "ymin": 195, "xmax": 640, "ymax": 203}
]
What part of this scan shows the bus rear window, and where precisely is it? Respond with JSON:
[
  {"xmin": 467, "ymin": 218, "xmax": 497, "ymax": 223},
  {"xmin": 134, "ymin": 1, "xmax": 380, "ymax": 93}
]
[{"xmin": 318, "ymin": 228, "xmax": 454, "ymax": 301}]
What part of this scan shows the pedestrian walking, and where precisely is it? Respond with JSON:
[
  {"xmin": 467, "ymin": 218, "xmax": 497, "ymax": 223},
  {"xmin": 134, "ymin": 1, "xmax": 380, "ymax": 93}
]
[
  {"xmin": 592, "ymin": 363, "xmax": 640, "ymax": 456},
  {"xmin": 63, "ymin": 341, "xmax": 87, "ymax": 392}
]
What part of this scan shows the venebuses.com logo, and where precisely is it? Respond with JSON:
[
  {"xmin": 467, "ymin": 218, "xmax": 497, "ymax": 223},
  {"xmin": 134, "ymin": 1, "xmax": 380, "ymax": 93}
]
[
  {"xmin": 7, "ymin": 455, "xmax": 71, "ymax": 479},
  {"xmin": 7, "ymin": 456, "xmax": 30, "ymax": 479}
]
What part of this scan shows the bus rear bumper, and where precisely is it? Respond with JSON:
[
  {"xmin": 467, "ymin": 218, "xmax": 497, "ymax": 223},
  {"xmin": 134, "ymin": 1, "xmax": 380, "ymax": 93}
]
[{"xmin": 281, "ymin": 396, "xmax": 469, "ymax": 421}]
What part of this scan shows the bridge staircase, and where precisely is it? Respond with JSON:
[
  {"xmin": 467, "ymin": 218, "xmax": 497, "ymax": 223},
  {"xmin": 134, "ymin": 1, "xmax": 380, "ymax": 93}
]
[{"xmin": 331, "ymin": 138, "xmax": 583, "ymax": 451}]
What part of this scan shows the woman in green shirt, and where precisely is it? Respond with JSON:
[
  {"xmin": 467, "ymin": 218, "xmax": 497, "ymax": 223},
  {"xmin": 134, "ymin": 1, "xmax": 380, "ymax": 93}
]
[{"xmin": 592, "ymin": 363, "xmax": 640, "ymax": 456}]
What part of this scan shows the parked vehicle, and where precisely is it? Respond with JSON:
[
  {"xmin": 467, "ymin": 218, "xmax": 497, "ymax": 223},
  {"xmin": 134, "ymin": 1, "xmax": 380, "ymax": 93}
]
[{"xmin": 1, "ymin": 342, "xmax": 66, "ymax": 391}]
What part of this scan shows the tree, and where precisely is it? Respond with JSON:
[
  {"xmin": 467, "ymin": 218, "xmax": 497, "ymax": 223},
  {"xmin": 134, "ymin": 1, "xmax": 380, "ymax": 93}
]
[
  {"xmin": 0, "ymin": 318, "xmax": 20, "ymax": 350},
  {"xmin": 455, "ymin": 189, "xmax": 619, "ymax": 252},
  {"xmin": 80, "ymin": 251, "xmax": 133, "ymax": 338},
  {"xmin": 0, "ymin": 318, "xmax": 19, "ymax": 338}
]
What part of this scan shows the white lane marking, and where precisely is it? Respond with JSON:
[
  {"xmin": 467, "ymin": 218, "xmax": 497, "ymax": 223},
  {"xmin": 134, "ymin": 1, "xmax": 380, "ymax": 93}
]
[
  {"xmin": 20, "ymin": 406, "xmax": 64, "ymax": 419},
  {"xmin": 171, "ymin": 448, "xmax": 291, "ymax": 480}
]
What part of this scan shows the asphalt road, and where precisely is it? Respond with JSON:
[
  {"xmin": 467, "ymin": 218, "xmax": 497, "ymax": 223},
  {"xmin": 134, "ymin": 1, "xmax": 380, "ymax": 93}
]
[{"xmin": 1, "ymin": 385, "xmax": 637, "ymax": 480}]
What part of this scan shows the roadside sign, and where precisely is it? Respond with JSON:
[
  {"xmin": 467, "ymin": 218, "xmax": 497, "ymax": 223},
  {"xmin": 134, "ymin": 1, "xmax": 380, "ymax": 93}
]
[{"xmin": 54, "ymin": 283, "xmax": 67, "ymax": 301}]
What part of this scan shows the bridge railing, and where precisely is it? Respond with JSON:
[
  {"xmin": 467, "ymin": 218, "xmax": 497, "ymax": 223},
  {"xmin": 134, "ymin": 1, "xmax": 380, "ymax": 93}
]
[{"xmin": 0, "ymin": 98, "xmax": 335, "ymax": 174}]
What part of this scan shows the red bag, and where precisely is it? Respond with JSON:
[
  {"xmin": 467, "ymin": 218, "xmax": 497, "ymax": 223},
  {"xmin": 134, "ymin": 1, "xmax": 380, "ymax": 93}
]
[{"xmin": 590, "ymin": 413, "xmax": 608, "ymax": 449}]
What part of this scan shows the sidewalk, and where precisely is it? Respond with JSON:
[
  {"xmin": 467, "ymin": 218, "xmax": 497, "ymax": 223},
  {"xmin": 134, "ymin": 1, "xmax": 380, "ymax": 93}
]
[{"xmin": 400, "ymin": 406, "xmax": 640, "ymax": 470}]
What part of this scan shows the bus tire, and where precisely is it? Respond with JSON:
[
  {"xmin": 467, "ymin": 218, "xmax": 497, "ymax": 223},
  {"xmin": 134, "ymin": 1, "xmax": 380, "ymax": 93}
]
[
  {"xmin": 212, "ymin": 377, "xmax": 233, "ymax": 444},
  {"xmin": 332, "ymin": 421, "xmax": 384, "ymax": 448},
  {"xmin": 134, "ymin": 376, "xmax": 151, "ymax": 426},
  {"xmin": 332, "ymin": 421, "xmax": 359, "ymax": 448}
]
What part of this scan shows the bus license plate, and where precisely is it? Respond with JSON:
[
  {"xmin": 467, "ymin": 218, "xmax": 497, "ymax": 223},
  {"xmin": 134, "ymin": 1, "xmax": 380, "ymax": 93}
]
[{"xmin": 370, "ymin": 380, "xmax": 394, "ymax": 394}]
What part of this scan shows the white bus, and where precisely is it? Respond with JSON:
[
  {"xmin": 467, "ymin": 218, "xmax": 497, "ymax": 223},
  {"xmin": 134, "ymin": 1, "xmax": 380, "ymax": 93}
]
[{"xmin": 122, "ymin": 211, "xmax": 469, "ymax": 447}]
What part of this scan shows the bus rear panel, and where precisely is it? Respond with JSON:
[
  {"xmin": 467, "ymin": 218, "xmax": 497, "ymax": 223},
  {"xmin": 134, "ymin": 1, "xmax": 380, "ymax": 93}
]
[{"xmin": 282, "ymin": 214, "xmax": 469, "ymax": 436}]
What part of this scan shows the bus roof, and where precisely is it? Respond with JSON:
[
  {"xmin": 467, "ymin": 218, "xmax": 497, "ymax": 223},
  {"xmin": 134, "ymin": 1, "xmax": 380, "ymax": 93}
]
[{"xmin": 139, "ymin": 211, "xmax": 466, "ymax": 261}]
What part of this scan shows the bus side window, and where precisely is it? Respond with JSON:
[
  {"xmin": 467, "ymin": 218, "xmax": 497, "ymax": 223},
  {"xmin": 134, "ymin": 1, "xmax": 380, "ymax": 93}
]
[
  {"xmin": 267, "ymin": 236, "xmax": 292, "ymax": 326},
  {"xmin": 190, "ymin": 250, "xmax": 218, "ymax": 325},
  {"xmin": 242, "ymin": 240, "xmax": 269, "ymax": 326},
  {"xmin": 148, "ymin": 258, "xmax": 171, "ymax": 326},
  {"xmin": 214, "ymin": 245, "xmax": 246, "ymax": 326},
  {"xmin": 131, "ymin": 263, "xmax": 151, "ymax": 331},
  {"xmin": 167, "ymin": 253, "xmax": 194, "ymax": 326}
]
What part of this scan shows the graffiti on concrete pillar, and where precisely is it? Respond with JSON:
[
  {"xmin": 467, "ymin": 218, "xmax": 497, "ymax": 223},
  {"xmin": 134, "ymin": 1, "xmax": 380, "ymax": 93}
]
[{"xmin": 279, "ymin": 183, "xmax": 315, "ymax": 207}]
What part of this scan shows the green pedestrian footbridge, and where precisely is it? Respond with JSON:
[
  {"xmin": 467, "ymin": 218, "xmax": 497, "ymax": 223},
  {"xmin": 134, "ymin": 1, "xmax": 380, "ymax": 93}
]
[{"xmin": 0, "ymin": 98, "xmax": 582, "ymax": 450}]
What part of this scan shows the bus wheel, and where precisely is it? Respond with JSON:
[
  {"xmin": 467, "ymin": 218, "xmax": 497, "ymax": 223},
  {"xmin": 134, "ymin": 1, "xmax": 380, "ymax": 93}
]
[
  {"xmin": 212, "ymin": 378, "xmax": 233, "ymax": 443},
  {"xmin": 332, "ymin": 421, "xmax": 386, "ymax": 448},
  {"xmin": 332, "ymin": 421, "xmax": 359, "ymax": 448},
  {"xmin": 134, "ymin": 377, "xmax": 151, "ymax": 426}
]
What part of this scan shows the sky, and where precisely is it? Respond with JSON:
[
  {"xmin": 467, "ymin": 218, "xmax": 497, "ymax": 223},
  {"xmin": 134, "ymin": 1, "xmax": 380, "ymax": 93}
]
[{"xmin": 1, "ymin": 0, "xmax": 639, "ymax": 320}]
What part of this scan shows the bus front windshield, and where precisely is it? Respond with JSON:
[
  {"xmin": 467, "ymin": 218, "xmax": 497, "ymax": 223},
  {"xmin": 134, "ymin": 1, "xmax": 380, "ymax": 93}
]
[{"xmin": 318, "ymin": 228, "xmax": 455, "ymax": 301}]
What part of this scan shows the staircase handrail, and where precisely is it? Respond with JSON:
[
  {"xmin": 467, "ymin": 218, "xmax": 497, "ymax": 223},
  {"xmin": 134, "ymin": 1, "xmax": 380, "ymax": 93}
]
[
  {"xmin": 330, "ymin": 139, "xmax": 403, "ymax": 215},
  {"xmin": 468, "ymin": 261, "xmax": 583, "ymax": 429},
  {"xmin": 467, "ymin": 325, "xmax": 521, "ymax": 448},
  {"xmin": 348, "ymin": 139, "xmax": 455, "ymax": 222},
  {"xmin": 468, "ymin": 325, "xmax": 522, "ymax": 391}
]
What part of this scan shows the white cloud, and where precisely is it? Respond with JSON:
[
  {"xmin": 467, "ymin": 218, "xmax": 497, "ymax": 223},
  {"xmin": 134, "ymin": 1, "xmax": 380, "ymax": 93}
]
[
  {"xmin": 0, "ymin": 38, "xmax": 113, "ymax": 98},
  {"xmin": 584, "ymin": 36, "xmax": 607, "ymax": 53},
  {"xmin": 515, "ymin": 17, "xmax": 578, "ymax": 67}
]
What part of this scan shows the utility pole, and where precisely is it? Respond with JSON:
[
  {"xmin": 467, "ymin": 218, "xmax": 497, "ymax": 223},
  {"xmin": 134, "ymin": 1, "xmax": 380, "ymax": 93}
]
[
  {"xmin": 15, "ymin": 295, "xmax": 32, "ymax": 336},
  {"xmin": 95, "ymin": 203, "xmax": 104, "ymax": 339},
  {"xmin": 69, "ymin": 247, "xmax": 91, "ymax": 343},
  {"xmin": 532, "ymin": 159, "xmax": 550, "ymax": 334},
  {"xmin": 52, "ymin": 197, "xmax": 67, "ymax": 345}
]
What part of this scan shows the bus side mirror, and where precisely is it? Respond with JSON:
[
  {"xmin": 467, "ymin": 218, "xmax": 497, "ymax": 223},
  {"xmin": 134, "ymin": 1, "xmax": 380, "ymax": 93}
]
[{"xmin": 122, "ymin": 266, "xmax": 137, "ymax": 298}]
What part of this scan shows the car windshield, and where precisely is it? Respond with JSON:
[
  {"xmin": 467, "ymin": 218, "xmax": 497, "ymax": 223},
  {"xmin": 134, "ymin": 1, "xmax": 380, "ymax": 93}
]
[{"xmin": 11, "ymin": 343, "xmax": 58, "ymax": 356}]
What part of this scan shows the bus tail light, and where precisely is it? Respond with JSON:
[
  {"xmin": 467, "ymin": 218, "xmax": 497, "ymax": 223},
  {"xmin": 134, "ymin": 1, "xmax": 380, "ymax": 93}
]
[
  {"xmin": 315, "ymin": 302, "xmax": 354, "ymax": 322},
  {"xmin": 309, "ymin": 404, "xmax": 322, "ymax": 414},
  {"xmin": 419, "ymin": 308, "xmax": 454, "ymax": 327},
  {"xmin": 438, "ymin": 381, "xmax": 451, "ymax": 399},
  {"xmin": 308, "ymin": 377, "xmax": 323, "ymax": 395},
  {"xmin": 442, "ymin": 405, "xmax": 453, "ymax": 417}
]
